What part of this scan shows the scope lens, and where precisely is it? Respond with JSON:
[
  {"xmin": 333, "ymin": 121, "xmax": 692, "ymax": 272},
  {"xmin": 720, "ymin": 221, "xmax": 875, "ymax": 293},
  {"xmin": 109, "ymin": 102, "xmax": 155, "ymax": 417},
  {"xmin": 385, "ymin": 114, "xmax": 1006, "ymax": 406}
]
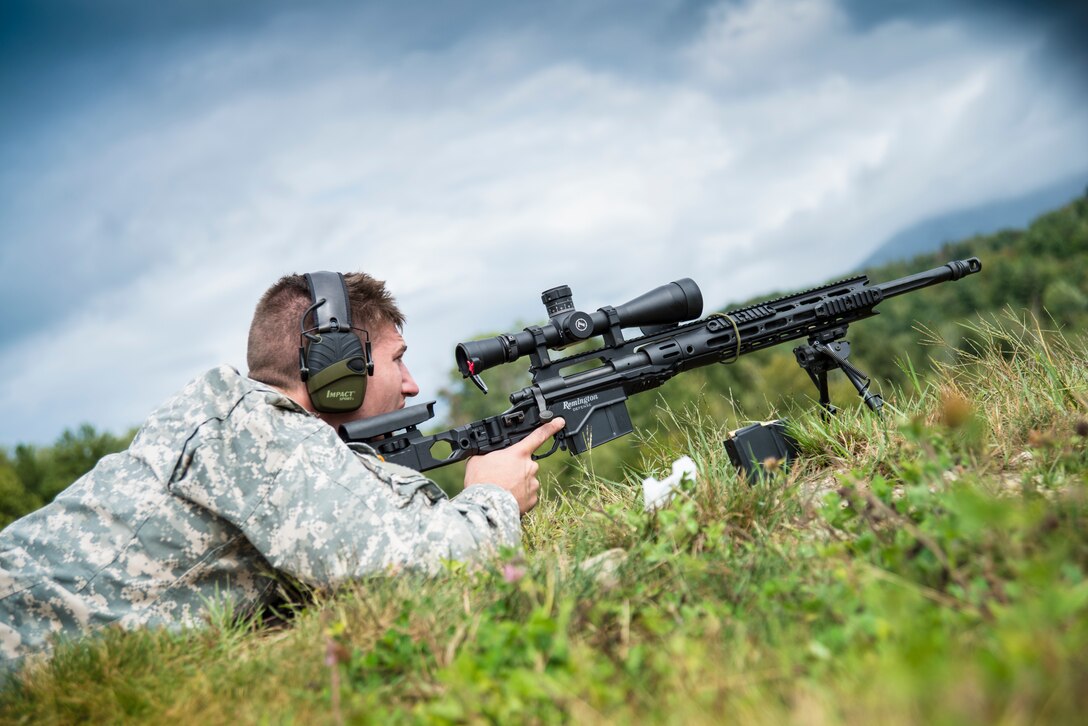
[{"xmin": 455, "ymin": 336, "xmax": 513, "ymax": 378}]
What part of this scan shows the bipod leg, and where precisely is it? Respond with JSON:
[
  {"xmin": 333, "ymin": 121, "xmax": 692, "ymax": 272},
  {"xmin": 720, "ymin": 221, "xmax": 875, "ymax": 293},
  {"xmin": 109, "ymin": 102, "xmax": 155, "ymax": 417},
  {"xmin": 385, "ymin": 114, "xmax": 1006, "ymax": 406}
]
[
  {"xmin": 803, "ymin": 368, "xmax": 837, "ymax": 417},
  {"xmin": 795, "ymin": 343, "xmax": 838, "ymax": 418},
  {"xmin": 810, "ymin": 341, "xmax": 884, "ymax": 415}
]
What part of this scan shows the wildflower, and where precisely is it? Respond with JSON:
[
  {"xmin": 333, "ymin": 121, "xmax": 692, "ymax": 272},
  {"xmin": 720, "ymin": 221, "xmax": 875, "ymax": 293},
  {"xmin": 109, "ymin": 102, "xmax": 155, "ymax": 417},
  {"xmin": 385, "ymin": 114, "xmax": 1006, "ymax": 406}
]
[{"xmin": 502, "ymin": 563, "xmax": 527, "ymax": 583}]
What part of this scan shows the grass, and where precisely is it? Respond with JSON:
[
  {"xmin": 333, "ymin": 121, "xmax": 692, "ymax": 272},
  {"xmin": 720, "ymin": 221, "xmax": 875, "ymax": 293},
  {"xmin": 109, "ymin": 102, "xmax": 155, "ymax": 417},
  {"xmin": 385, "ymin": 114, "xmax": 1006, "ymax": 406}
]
[{"xmin": 2, "ymin": 312, "xmax": 1087, "ymax": 724}]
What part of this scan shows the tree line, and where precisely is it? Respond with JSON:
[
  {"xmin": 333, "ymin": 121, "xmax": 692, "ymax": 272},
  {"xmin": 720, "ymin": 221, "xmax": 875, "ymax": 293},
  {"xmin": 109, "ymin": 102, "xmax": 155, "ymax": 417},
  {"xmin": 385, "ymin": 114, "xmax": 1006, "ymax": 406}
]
[{"xmin": 0, "ymin": 425, "xmax": 136, "ymax": 528}]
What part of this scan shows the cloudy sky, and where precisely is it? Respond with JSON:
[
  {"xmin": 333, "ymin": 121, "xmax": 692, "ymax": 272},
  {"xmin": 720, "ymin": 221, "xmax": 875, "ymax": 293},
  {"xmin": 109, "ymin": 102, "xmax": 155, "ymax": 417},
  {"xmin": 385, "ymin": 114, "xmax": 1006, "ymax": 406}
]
[{"xmin": 2, "ymin": 0, "xmax": 1086, "ymax": 447}]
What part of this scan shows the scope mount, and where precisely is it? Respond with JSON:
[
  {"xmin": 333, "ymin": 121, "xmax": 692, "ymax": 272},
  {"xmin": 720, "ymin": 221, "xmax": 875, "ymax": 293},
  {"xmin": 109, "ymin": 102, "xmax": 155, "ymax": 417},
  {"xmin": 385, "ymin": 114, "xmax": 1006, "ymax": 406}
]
[
  {"xmin": 526, "ymin": 292, "xmax": 626, "ymax": 379},
  {"xmin": 541, "ymin": 286, "xmax": 622, "ymax": 349}
]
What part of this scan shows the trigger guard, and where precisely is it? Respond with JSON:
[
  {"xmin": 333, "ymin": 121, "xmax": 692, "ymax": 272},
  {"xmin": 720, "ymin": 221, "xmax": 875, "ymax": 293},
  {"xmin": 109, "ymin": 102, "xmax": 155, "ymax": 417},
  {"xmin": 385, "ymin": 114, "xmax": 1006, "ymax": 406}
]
[{"xmin": 531, "ymin": 434, "xmax": 563, "ymax": 461}]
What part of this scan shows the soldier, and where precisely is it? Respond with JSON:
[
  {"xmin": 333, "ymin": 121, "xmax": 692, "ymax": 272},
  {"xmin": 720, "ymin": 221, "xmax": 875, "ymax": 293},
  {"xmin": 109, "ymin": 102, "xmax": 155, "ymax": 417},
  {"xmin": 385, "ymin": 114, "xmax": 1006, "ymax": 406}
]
[{"xmin": 0, "ymin": 271, "xmax": 564, "ymax": 667}]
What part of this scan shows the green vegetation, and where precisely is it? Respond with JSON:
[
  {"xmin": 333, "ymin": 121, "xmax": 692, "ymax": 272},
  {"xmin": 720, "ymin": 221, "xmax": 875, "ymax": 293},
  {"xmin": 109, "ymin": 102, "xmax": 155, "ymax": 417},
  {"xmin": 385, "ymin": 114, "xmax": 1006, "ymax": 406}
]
[
  {"xmin": 2, "ymin": 298, "xmax": 1086, "ymax": 724},
  {"xmin": 0, "ymin": 424, "xmax": 135, "ymax": 528},
  {"xmin": 1, "ymin": 195, "xmax": 1086, "ymax": 722}
]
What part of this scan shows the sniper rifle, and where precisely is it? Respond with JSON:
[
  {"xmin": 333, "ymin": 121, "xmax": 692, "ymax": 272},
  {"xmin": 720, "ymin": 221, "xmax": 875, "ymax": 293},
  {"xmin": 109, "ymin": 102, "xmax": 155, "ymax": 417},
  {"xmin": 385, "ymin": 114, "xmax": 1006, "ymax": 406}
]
[{"xmin": 340, "ymin": 258, "xmax": 982, "ymax": 471}]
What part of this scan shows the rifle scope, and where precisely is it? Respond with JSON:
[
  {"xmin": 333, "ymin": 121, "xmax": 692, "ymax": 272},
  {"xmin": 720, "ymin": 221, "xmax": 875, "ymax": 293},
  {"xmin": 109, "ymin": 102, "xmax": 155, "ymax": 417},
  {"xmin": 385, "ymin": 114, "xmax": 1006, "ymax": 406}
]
[{"xmin": 456, "ymin": 279, "xmax": 703, "ymax": 379}]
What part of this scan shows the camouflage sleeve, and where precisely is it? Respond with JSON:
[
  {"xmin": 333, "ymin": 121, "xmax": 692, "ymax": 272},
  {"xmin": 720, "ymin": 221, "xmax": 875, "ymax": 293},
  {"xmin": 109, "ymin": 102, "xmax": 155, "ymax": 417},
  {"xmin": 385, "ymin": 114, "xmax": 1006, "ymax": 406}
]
[{"xmin": 171, "ymin": 424, "xmax": 521, "ymax": 587}]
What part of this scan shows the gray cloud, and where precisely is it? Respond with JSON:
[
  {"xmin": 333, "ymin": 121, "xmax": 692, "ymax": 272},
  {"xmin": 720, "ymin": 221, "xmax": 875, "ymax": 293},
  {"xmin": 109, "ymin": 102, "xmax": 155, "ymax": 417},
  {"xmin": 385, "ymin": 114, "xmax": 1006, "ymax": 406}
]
[{"xmin": 1, "ymin": 0, "xmax": 1086, "ymax": 446}]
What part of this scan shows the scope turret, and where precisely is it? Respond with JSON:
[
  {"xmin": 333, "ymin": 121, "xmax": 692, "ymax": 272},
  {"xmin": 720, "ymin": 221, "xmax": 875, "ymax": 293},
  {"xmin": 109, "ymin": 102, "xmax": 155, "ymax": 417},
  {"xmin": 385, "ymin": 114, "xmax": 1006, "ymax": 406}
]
[{"xmin": 455, "ymin": 278, "xmax": 703, "ymax": 380}]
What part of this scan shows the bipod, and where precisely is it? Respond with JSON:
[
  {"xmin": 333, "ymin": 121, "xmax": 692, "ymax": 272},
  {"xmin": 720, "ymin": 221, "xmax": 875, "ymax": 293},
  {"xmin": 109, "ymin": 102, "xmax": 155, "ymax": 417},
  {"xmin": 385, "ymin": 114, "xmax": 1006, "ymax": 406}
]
[{"xmin": 793, "ymin": 328, "xmax": 884, "ymax": 416}]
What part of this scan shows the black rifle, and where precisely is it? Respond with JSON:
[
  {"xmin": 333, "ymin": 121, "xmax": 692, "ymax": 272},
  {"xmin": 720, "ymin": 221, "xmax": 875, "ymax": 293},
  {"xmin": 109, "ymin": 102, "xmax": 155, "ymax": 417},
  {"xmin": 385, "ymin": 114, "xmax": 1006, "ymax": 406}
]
[{"xmin": 340, "ymin": 258, "xmax": 982, "ymax": 471}]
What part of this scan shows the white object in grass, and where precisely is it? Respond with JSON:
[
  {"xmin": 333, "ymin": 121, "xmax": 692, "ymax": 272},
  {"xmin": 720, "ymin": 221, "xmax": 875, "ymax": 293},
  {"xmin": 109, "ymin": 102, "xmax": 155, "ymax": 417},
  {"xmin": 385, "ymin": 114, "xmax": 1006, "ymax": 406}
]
[{"xmin": 642, "ymin": 456, "xmax": 697, "ymax": 512}]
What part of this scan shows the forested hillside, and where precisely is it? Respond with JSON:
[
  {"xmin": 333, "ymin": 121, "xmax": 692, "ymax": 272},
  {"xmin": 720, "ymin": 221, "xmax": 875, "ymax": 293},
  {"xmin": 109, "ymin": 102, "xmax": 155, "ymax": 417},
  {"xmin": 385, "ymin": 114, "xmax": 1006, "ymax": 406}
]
[
  {"xmin": 1, "ymin": 194, "xmax": 1084, "ymax": 520},
  {"xmin": 433, "ymin": 192, "xmax": 1088, "ymax": 493}
]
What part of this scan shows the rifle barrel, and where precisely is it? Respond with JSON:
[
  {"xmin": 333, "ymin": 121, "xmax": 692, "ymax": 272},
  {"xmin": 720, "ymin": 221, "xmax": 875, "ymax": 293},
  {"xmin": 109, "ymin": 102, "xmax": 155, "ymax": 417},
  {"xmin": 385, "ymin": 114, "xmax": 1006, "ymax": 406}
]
[{"xmin": 877, "ymin": 257, "xmax": 982, "ymax": 299}]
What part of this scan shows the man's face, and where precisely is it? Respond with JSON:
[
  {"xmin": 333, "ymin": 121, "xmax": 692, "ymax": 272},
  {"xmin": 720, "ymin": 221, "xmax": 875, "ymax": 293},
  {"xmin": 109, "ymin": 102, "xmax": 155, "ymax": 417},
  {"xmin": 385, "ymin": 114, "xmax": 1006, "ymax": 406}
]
[{"xmin": 355, "ymin": 323, "xmax": 420, "ymax": 419}]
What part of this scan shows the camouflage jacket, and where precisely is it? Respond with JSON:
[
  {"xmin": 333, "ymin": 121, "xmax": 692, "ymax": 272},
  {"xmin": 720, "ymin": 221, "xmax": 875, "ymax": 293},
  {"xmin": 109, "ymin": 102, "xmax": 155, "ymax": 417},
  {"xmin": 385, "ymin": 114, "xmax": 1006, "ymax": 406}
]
[{"xmin": 0, "ymin": 366, "xmax": 521, "ymax": 665}]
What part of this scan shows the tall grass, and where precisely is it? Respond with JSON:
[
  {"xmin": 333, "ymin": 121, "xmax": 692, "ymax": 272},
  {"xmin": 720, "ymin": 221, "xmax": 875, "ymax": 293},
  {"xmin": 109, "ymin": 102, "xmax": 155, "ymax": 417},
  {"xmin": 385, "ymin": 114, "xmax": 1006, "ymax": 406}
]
[{"xmin": 2, "ymin": 314, "xmax": 1086, "ymax": 724}]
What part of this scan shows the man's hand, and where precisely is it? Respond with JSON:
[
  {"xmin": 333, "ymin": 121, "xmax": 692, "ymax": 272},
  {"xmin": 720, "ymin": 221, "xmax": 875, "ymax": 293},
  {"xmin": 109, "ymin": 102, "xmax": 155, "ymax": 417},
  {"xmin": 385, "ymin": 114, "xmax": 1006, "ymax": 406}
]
[{"xmin": 463, "ymin": 418, "xmax": 566, "ymax": 514}]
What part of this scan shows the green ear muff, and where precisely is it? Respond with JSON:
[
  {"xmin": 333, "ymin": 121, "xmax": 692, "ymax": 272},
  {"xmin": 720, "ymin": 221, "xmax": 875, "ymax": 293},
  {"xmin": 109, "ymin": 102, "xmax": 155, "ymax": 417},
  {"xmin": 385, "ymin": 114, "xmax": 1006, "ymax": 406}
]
[
  {"xmin": 306, "ymin": 355, "xmax": 368, "ymax": 412},
  {"xmin": 300, "ymin": 272, "xmax": 374, "ymax": 414}
]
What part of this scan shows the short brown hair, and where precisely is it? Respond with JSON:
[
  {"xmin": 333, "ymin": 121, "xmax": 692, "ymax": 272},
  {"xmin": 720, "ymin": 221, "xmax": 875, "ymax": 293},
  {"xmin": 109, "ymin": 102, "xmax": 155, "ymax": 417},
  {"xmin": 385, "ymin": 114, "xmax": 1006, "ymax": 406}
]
[{"xmin": 247, "ymin": 272, "xmax": 405, "ymax": 389}]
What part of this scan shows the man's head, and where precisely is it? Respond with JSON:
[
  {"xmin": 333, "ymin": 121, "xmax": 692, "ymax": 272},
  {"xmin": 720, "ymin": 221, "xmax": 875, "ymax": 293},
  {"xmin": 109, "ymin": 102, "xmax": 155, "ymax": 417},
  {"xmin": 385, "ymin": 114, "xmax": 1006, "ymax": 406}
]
[{"xmin": 247, "ymin": 272, "xmax": 419, "ymax": 423}]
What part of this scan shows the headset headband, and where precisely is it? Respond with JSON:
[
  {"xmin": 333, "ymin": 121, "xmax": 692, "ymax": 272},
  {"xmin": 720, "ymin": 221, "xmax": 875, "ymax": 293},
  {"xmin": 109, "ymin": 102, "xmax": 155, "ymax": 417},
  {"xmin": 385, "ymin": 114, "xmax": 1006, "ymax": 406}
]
[{"xmin": 305, "ymin": 271, "xmax": 353, "ymax": 332}]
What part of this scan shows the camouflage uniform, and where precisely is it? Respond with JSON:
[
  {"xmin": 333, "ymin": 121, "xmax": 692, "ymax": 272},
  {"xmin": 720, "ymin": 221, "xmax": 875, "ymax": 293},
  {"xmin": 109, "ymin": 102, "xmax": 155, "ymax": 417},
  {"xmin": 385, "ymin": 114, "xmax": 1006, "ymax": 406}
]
[{"xmin": 0, "ymin": 366, "xmax": 520, "ymax": 666}]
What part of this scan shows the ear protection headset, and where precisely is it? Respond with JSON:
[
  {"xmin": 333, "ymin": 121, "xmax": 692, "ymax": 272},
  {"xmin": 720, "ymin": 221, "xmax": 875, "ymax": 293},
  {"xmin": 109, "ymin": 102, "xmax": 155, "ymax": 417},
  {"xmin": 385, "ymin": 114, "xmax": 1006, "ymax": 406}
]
[{"xmin": 298, "ymin": 271, "xmax": 374, "ymax": 413}]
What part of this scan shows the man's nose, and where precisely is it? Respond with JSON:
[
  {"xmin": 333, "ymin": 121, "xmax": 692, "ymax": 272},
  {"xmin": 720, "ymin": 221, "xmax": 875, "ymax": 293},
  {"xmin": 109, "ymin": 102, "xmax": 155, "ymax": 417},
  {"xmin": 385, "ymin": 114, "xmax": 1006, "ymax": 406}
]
[{"xmin": 402, "ymin": 368, "xmax": 420, "ymax": 398}]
